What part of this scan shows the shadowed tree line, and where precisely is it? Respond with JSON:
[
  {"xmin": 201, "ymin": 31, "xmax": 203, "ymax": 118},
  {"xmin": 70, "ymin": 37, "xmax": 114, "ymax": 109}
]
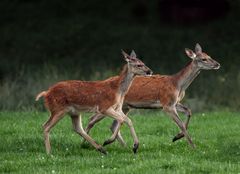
[{"xmin": 0, "ymin": 0, "xmax": 239, "ymax": 110}]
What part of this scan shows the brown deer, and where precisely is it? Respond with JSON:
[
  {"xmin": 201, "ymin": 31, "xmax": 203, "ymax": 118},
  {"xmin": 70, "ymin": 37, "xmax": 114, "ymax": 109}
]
[
  {"xmin": 35, "ymin": 50, "xmax": 152, "ymax": 154},
  {"xmin": 85, "ymin": 43, "xmax": 220, "ymax": 148}
]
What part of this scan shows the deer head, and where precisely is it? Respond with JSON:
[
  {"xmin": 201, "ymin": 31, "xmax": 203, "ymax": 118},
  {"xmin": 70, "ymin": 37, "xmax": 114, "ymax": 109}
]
[
  {"xmin": 185, "ymin": 43, "xmax": 220, "ymax": 70},
  {"xmin": 122, "ymin": 50, "xmax": 153, "ymax": 76}
]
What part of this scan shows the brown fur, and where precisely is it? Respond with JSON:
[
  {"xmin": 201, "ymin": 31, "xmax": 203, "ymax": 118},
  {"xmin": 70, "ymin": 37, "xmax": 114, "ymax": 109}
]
[
  {"xmin": 125, "ymin": 75, "xmax": 178, "ymax": 107},
  {"xmin": 38, "ymin": 66, "xmax": 128, "ymax": 115}
]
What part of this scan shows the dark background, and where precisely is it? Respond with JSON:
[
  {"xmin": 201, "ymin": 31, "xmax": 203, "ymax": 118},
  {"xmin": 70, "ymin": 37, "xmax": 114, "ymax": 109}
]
[{"xmin": 0, "ymin": 0, "xmax": 239, "ymax": 110}]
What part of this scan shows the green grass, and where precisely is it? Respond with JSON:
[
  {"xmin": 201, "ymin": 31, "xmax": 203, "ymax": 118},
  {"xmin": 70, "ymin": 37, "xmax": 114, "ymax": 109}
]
[{"xmin": 0, "ymin": 111, "xmax": 239, "ymax": 173}]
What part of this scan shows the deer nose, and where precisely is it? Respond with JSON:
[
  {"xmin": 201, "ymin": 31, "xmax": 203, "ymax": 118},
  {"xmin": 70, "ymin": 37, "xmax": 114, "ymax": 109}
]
[{"xmin": 146, "ymin": 70, "xmax": 153, "ymax": 75}]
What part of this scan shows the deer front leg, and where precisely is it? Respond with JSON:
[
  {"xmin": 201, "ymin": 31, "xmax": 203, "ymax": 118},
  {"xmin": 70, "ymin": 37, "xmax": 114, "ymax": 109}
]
[
  {"xmin": 122, "ymin": 116, "xmax": 139, "ymax": 153},
  {"xmin": 164, "ymin": 106, "xmax": 195, "ymax": 148},
  {"xmin": 103, "ymin": 108, "xmax": 139, "ymax": 153},
  {"xmin": 173, "ymin": 103, "xmax": 192, "ymax": 142},
  {"xmin": 110, "ymin": 108, "xmax": 130, "ymax": 147},
  {"xmin": 102, "ymin": 108, "xmax": 125, "ymax": 146},
  {"xmin": 85, "ymin": 110, "xmax": 128, "ymax": 147},
  {"xmin": 84, "ymin": 113, "xmax": 125, "ymax": 146}
]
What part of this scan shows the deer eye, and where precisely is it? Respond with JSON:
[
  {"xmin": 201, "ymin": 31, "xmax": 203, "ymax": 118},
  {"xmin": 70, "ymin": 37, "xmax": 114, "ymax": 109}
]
[
  {"xmin": 136, "ymin": 64, "xmax": 142, "ymax": 67},
  {"xmin": 202, "ymin": 58, "xmax": 207, "ymax": 62}
]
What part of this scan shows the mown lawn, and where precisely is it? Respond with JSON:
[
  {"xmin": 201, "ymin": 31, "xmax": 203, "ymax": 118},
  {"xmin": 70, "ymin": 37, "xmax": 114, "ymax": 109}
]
[{"xmin": 0, "ymin": 111, "xmax": 239, "ymax": 174}]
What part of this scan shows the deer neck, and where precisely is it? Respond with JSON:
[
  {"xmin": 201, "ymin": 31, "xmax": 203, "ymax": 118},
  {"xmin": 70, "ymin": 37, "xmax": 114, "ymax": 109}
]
[
  {"xmin": 118, "ymin": 64, "xmax": 135, "ymax": 98},
  {"xmin": 174, "ymin": 61, "xmax": 201, "ymax": 92},
  {"xmin": 114, "ymin": 64, "xmax": 135, "ymax": 111}
]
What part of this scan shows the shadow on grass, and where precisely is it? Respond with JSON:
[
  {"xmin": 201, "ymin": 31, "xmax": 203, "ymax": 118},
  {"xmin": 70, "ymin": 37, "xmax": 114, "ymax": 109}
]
[
  {"xmin": 0, "ymin": 137, "xmax": 43, "ymax": 153},
  {"xmin": 200, "ymin": 135, "xmax": 240, "ymax": 163},
  {"xmin": 0, "ymin": 136, "xmax": 97, "ymax": 154},
  {"xmin": 217, "ymin": 139, "xmax": 240, "ymax": 163},
  {"xmin": 0, "ymin": 132, "xmax": 137, "ymax": 157}
]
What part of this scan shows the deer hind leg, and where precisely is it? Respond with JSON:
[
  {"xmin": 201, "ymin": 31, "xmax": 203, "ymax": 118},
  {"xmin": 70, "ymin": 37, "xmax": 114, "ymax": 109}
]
[
  {"xmin": 110, "ymin": 120, "xmax": 126, "ymax": 147},
  {"xmin": 81, "ymin": 113, "xmax": 105, "ymax": 145},
  {"xmin": 85, "ymin": 113, "xmax": 105, "ymax": 134},
  {"xmin": 70, "ymin": 114, "xmax": 107, "ymax": 154},
  {"xmin": 173, "ymin": 103, "xmax": 192, "ymax": 142},
  {"xmin": 110, "ymin": 108, "xmax": 130, "ymax": 147},
  {"xmin": 164, "ymin": 106, "xmax": 195, "ymax": 148},
  {"xmin": 43, "ymin": 110, "xmax": 65, "ymax": 154}
]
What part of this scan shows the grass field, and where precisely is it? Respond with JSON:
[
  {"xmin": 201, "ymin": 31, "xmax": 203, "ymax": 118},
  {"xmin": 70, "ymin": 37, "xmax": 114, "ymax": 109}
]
[{"xmin": 0, "ymin": 111, "xmax": 239, "ymax": 174}]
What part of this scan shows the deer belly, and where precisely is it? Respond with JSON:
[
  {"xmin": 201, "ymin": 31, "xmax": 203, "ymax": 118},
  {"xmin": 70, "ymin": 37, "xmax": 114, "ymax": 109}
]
[
  {"xmin": 126, "ymin": 100, "xmax": 162, "ymax": 109},
  {"xmin": 66, "ymin": 105, "xmax": 100, "ymax": 114}
]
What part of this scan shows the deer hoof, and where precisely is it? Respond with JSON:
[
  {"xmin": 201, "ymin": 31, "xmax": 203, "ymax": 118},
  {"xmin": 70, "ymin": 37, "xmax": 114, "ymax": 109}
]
[
  {"xmin": 103, "ymin": 139, "xmax": 114, "ymax": 146},
  {"xmin": 172, "ymin": 133, "xmax": 184, "ymax": 142},
  {"xmin": 191, "ymin": 144, "xmax": 196, "ymax": 149},
  {"xmin": 98, "ymin": 147, "xmax": 107, "ymax": 155},
  {"xmin": 133, "ymin": 143, "xmax": 139, "ymax": 154}
]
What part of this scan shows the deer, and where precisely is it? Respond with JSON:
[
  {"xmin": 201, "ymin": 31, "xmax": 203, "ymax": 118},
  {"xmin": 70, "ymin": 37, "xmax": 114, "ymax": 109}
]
[
  {"xmin": 84, "ymin": 43, "xmax": 220, "ymax": 148},
  {"xmin": 35, "ymin": 50, "xmax": 153, "ymax": 154}
]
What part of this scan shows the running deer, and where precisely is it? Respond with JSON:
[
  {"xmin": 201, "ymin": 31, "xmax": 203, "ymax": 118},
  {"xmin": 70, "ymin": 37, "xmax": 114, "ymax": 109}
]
[
  {"xmin": 85, "ymin": 43, "xmax": 220, "ymax": 148},
  {"xmin": 35, "ymin": 50, "xmax": 152, "ymax": 154}
]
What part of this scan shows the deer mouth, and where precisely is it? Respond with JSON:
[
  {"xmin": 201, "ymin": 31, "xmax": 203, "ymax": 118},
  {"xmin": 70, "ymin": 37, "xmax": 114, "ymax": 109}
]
[{"xmin": 213, "ymin": 64, "xmax": 220, "ymax": 70}]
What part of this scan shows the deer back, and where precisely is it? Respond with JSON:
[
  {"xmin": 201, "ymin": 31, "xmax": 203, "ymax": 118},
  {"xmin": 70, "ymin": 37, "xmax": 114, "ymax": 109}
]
[{"xmin": 44, "ymin": 79, "xmax": 120, "ymax": 113}]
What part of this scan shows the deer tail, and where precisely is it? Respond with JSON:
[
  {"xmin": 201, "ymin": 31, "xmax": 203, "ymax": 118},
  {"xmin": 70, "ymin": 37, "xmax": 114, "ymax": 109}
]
[{"xmin": 35, "ymin": 91, "xmax": 47, "ymax": 101}]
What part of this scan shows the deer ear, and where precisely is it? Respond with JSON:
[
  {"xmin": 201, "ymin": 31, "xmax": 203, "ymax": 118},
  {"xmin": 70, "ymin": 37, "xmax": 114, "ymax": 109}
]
[
  {"xmin": 185, "ymin": 48, "xmax": 196, "ymax": 59},
  {"xmin": 121, "ymin": 50, "xmax": 131, "ymax": 62},
  {"xmin": 130, "ymin": 50, "xmax": 137, "ymax": 58},
  {"xmin": 195, "ymin": 43, "xmax": 202, "ymax": 54}
]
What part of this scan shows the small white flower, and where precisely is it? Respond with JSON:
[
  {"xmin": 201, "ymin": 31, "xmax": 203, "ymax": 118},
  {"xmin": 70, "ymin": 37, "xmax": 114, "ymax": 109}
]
[
  {"xmin": 202, "ymin": 113, "xmax": 205, "ymax": 116},
  {"xmin": 133, "ymin": 158, "xmax": 136, "ymax": 161},
  {"xmin": 113, "ymin": 168, "xmax": 117, "ymax": 170},
  {"xmin": 66, "ymin": 148, "xmax": 69, "ymax": 151},
  {"xmin": 101, "ymin": 165, "xmax": 104, "ymax": 168},
  {"xmin": 51, "ymin": 170, "xmax": 55, "ymax": 173}
]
